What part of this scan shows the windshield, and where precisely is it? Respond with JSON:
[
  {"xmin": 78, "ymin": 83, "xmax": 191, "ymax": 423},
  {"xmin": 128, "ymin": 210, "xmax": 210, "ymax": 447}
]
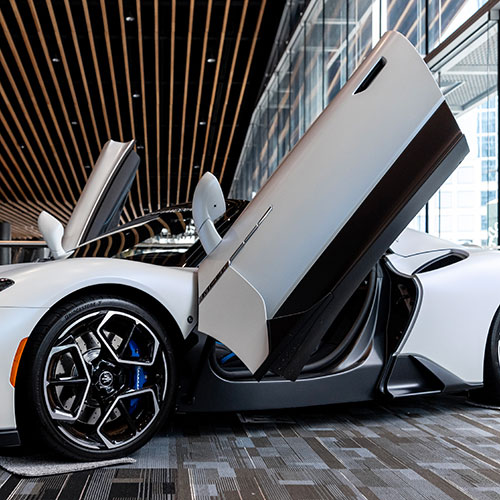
[{"xmin": 71, "ymin": 199, "xmax": 248, "ymax": 268}]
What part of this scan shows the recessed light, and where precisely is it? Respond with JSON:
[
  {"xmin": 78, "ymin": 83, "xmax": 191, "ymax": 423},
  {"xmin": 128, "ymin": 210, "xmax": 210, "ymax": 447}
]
[
  {"xmin": 193, "ymin": 165, "xmax": 200, "ymax": 169},
  {"xmin": 207, "ymin": 58, "xmax": 216, "ymax": 63},
  {"xmin": 71, "ymin": 121, "xmax": 78, "ymax": 126},
  {"xmin": 20, "ymin": 145, "xmax": 25, "ymax": 149},
  {"xmin": 125, "ymin": 16, "xmax": 135, "ymax": 22},
  {"xmin": 132, "ymin": 93, "xmax": 140, "ymax": 98},
  {"xmin": 52, "ymin": 57, "xmax": 60, "ymax": 63},
  {"xmin": 84, "ymin": 165, "xmax": 91, "ymax": 169},
  {"xmin": 137, "ymin": 145, "xmax": 145, "ymax": 150},
  {"xmin": 199, "ymin": 121, "xmax": 207, "ymax": 126}
]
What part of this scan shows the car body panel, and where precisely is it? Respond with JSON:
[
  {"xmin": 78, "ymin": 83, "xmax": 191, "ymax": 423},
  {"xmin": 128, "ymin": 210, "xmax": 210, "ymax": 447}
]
[
  {"xmin": 0, "ymin": 306, "xmax": 50, "ymax": 429},
  {"xmin": 0, "ymin": 244, "xmax": 496, "ymax": 429},
  {"xmin": 387, "ymin": 249, "xmax": 456, "ymax": 275},
  {"xmin": 196, "ymin": 31, "xmax": 468, "ymax": 378},
  {"xmin": 199, "ymin": 266, "xmax": 268, "ymax": 373},
  {"xmin": 387, "ymin": 229, "xmax": 471, "ymax": 275},
  {"xmin": 0, "ymin": 259, "xmax": 197, "ymax": 336},
  {"xmin": 390, "ymin": 228, "xmax": 466, "ymax": 256},
  {"xmin": 398, "ymin": 250, "xmax": 500, "ymax": 383}
]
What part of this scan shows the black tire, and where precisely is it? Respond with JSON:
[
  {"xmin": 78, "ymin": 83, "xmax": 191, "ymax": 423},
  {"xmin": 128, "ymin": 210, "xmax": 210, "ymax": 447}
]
[
  {"xmin": 471, "ymin": 307, "xmax": 500, "ymax": 404},
  {"xmin": 16, "ymin": 294, "xmax": 177, "ymax": 461}
]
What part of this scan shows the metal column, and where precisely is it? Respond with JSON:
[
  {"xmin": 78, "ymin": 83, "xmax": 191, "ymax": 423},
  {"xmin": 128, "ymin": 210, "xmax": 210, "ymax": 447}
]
[{"xmin": 0, "ymin": 222, "xmax": 11, "ymax": 265}]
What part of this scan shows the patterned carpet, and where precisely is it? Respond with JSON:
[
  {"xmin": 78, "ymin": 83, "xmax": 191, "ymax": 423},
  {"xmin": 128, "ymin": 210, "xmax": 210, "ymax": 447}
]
[{"xmin": 2, "ymin": 395, "xmax": 500, "ymax": 499}]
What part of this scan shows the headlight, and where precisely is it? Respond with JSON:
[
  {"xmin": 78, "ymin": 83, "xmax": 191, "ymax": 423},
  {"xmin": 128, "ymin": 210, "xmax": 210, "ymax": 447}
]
[{"xmin": 0, "ymin": 278, "xmax": 14, "ymax": 291}]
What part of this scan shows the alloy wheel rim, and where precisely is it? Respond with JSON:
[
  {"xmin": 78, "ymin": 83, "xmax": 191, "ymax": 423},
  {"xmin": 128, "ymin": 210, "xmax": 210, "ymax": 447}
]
[{"xmin": 43, "ymin": 310, "xmax": 167, "ymax": 451}]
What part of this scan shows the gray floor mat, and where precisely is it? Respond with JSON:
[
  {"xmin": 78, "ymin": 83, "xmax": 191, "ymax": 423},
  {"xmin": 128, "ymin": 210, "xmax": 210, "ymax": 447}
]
[
  {"xmin": 4, "ymin": 395, "xmax": 500, "ymax": 497},
  {"xmin": 0, "ymin": 454, "xmax": 135, "ymax": 477}
]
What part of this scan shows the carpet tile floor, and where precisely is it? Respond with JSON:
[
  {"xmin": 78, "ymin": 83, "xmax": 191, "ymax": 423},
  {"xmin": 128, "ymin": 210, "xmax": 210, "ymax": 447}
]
[{"xmin": 2, "ymin": 395, "xmax": 500, "ymax": 498}]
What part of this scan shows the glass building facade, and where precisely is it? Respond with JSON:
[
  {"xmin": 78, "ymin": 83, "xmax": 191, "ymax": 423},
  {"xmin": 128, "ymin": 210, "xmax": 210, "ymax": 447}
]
[{"xmin": 231, "ymin": 0, "xmax": 499, "ymax": 247}]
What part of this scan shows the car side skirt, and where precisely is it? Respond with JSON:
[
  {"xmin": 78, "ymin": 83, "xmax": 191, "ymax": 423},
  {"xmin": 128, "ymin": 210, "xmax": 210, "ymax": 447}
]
[{"xmin": 381, "ymin": 354, "xmax": 481, "ymax": 398}]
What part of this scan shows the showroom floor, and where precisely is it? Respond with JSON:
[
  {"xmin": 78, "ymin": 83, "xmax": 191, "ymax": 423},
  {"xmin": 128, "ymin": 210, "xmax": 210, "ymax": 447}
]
[{"xmin": 1, "ymin": 395, "xmax": 500, "ymax": 499}]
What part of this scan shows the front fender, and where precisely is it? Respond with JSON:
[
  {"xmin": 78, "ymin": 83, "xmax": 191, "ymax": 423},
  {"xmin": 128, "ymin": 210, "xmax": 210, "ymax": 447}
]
[
  {"xmin": 0, "ymin": 258, "xmax": 197, "ymax": 432},
  {"xmin": 0, "ymin": 258, "xmax": 198, "ymax": 338},
  {"xmin": 0, "ymin": 307, "xmax": 50, "ymax": 430}
]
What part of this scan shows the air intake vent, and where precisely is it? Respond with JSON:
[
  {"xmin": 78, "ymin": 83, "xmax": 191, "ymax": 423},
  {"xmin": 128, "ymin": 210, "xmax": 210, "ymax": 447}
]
[{"xmin": 415, "ymin": 251, "xmax": 468, "ymax": 273}]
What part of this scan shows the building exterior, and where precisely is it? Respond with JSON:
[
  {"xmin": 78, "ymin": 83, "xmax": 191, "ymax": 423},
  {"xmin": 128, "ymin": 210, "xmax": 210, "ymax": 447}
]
[{"xmin": 231, "ymin": 0, "xmax": 499, "ymax": 246}]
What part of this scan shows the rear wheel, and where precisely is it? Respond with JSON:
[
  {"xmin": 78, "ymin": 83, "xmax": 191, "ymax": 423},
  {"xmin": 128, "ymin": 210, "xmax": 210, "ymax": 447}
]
[
  {"xmin": 471, "ymin": 307, "xmax": 500, "ymax": 404},
  {"xmin": 17, "ymin": 295, "xmax": 176, "ymax": 461}
]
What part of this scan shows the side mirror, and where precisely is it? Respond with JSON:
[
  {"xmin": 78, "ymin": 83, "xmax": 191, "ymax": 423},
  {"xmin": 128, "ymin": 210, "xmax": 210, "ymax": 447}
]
[
  {"xmin": 192, "ymin": 172, "xmax": 226, "ymax": 255},
  {"xmin": 38, "ymin": 211, "xmax": 68, "ymax": 259}
]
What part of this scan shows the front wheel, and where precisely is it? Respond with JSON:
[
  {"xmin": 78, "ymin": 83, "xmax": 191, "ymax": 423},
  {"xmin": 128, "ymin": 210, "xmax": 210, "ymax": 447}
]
[{"xmin": 17, "ymin": 295, "xmax": 177, "ymax": 461}]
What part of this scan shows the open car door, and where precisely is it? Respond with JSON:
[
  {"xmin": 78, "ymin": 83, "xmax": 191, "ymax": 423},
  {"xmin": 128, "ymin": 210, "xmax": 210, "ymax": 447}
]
[
  {"xmin": 39, "ymin": 140, "xmax": 140, "ymax": 256},
  {"xmin": 197, "ymin": 31, "xmax": 469, "ymax": 381}
]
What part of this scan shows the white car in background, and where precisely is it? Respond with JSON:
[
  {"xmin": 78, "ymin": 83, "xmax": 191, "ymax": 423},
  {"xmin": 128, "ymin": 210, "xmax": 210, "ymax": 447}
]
[{"xmin": 1, "ymin": 31, "xmax": 493, "ymax": 461}]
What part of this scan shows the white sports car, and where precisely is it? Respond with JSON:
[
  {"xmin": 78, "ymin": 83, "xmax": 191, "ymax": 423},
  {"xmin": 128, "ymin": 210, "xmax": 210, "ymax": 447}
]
[{"xmin": 0, "ymin": 31, "xmax": 492, "ymax": 461}]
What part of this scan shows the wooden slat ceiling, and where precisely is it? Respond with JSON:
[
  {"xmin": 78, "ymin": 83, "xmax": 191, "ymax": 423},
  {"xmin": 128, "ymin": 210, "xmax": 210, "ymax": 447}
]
[{"xmin": 0, "ymin": 0, "xmax": 285, "ymax": 238}]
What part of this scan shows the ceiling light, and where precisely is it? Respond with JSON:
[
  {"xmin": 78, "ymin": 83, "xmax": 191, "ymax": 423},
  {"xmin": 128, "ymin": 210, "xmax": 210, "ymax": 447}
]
[
  {"xmin": 132, "ymin": 93, "xmax": 140, "ymax": 99},
  {"xmin": 207, "ymin": 58, "xmax": 216, "ymax": 63},
  {"xmin": 137, "ymin": 145, "xmax": 145, "ymax": 150},
  {"xmin": 71, "ymin": 121, "xmax": 78, "ymax": 126},
  {"xmin": 199, "ymin": 121, "xmax": 207, "ymax": 126},
  {"xmin": 52, "ymin": 57, "xmax": 60, "ymax": 63},
  {"xmin": 125, "ymin": 16, "xmax": 135, "ymax": 22},
  {"xmin": 20, "ymin": 145, "xmax": 25, "ymax": 149},
  {"xmin": 84, "ymin": 165, "xmax": 91, "ymax": 169},
  {"xmin": 193, "ymin": 165, "xmax": 200, "ymax": 169}
]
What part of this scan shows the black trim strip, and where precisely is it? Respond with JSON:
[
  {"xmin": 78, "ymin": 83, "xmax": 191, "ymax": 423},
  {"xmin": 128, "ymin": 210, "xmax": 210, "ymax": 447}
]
[
  {"xmin": 199, "ymin": 262, "xmax": 230, "ymax": 303},
  {"xmin": 199, "ymin": 206, "xmax": 272, "ymax": 303},
  {"xmin": 255, "ymin": 101, "xmax": 469, "ymax": 381},
  {"xmin": 0, "ymin": 429, "xmax": 20, "ymax": 447}
]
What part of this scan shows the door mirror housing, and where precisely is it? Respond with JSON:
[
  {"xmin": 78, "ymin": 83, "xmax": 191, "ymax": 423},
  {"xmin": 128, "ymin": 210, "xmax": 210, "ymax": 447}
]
[
  {"xmin": 38, "ymin": 211, "xmax": 68, "ymax": 259},
  {"xmin": 192, "ymin": 172, "xmax": 226, "ymax": 255}
]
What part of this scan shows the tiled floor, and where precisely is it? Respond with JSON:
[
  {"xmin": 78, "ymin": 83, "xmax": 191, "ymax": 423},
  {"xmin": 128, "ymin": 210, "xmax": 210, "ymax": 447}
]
[{"xmin": 2, "ymin": 395, "xmax": 500, "ymax": 499}]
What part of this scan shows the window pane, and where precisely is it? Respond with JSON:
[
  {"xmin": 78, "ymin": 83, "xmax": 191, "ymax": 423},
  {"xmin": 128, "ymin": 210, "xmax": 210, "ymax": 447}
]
[
  {"xmin": 348, "ymin": 0, "xmax": 373, "ymax": 77},
  {"xmin": 257, "ymin": 96, "xmax": 269, "ymax": 188},
  {"xmin": 277, "ymin": 58, "xmax": 291, "ymax": 164},
  {"xmin": 457, "ymin": 166, "xmax": 474, "ymax": 184},
  {"xmin": 387, "ymin": 0, "xmax": 426, "ymax": 54},
  {"xmin": 290, "ymin": 27, "xmax": 305, "ymax": 147},
  {"xmin": 457, "ymin": 191, "xmax": 474, "ymax": 207},
  {"xmin": 429, "ymin": 22, "xmax": 498, "ymax": 246},
  {"xmin": 305, "ymin": 2, "xmax": 324, "ymax": 128},
  {"xmin": 428, "ymin": 0, "xmax": 489, "ymax": 52},
  {"xmin": 267, "ymin": 77, "xmax": 279, "ymax": 175},
  {"xmin": 324, "ymin": 0, "xmax": 347, "ymax": 104},
  {"xmin": 482, "ymin": 159, "xmax": 497, "ymax": 182}
]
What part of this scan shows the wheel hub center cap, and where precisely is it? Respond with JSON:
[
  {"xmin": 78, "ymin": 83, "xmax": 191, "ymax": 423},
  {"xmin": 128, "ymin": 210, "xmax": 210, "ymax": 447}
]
[{"xmin": 98, "ymin": 371, "xmax": 114, "ymax": 387}]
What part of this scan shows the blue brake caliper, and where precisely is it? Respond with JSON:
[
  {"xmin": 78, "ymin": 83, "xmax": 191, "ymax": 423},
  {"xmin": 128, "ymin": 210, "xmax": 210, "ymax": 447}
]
[{"xmin": 128, "ymin": 339, "xmax": 146, "ymax": 413}]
